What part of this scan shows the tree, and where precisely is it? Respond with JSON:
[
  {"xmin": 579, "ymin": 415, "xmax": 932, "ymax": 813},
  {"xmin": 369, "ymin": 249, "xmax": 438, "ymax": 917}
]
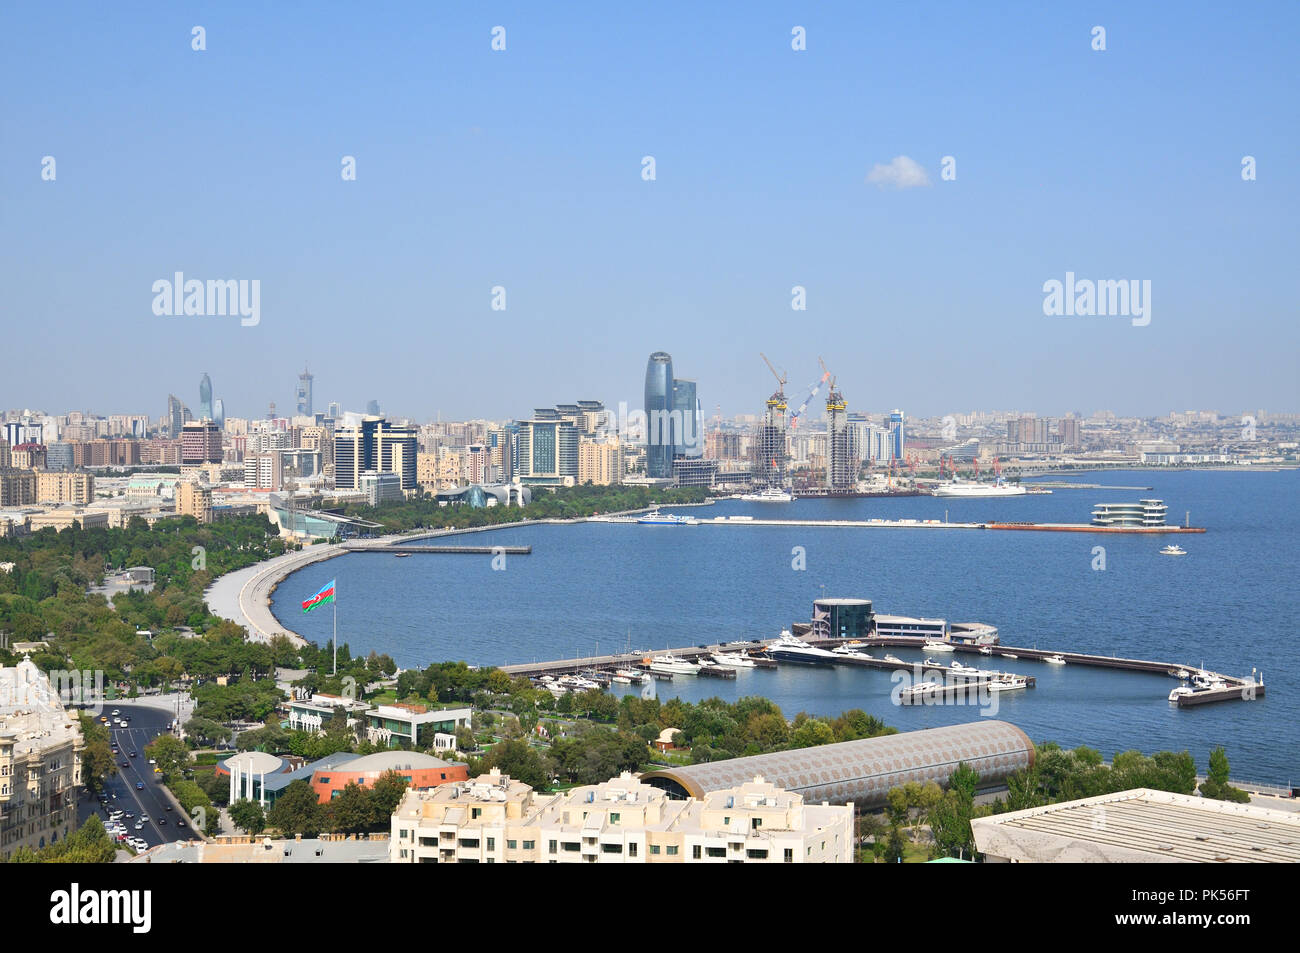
[
  {"xmin": 1200, "ymin": 746, "xmax": 1250, "ymax": 803},
  {"xmin": 267, "ymin": 780, "xmax": 327, "ymax": 836},
  {"xmin": 329, "ymin": 783, "xmax": 376, "ymax": 833},
  {"xmin": 229, "ymin": 799, "xmax": 266, "ymax": 835},
  {"xmin": 472, "ymin": 738, "xmax": 553, "ymax": 790},
  {"xmin": 368, "ymin": 771, "xmax": 411, "ymax": 818},
  {"xmin": 146, "ymin": 734, "xmax": 192, "ymax": 780}
]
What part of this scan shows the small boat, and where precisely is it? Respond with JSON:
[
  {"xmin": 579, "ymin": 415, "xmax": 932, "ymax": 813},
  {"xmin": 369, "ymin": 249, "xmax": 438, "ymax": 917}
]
[
  {"xmin": 950, "ymin": 661, "xmax": 981, "ymax": 675},
  {"xmin": 611, "ymin": 674, "xmax": 633, "ymax": 685},
  {"xmin": 922, "ymin": 640, "xmax": 954, "ymax": 653},
  {"xmin": 1042, "ymin": 654, "xmax": 1067, "ymax": 665},
  {"xmin": 978, "ymin": 646, "xmax": 993, "ymax": 656},
  {"xmin": 882, "ymin": 654, "xmax": 903, "ymax": 664},
  {"xmin": 394, "ymin": 552, "xmax": 411, "ymax": 558},
  {"xmin": 1159, "ymin": 544, "xmax": 1187, "ymax": 556},
  {"xmin": 613, "ymin": 668, "xmax": 645, "ymax": 684},
  {"xmin": 1168, "ymin": 685, "xmax": 1197, "ymax": 702},
  {"xmin": 832, "ymin": 644, "xmax": 873, "ymax": 660},
  {"xmin": 1001, "ymin": 652, "xmax": 1018, "ymax": 659},
  {"xmin": 922, "ymin": 657, "xmax": 943, "ymax": 668}
]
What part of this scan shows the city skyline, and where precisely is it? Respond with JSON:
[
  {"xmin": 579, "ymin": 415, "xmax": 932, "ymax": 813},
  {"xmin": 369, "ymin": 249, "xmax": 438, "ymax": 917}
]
[{"xmin": 2, "ymin": 5, "xmax": 1296, "ymax": 419}]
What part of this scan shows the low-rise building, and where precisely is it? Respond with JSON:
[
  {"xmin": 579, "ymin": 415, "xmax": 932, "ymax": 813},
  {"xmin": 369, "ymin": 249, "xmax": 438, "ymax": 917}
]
[{"xmin": 390, "ymin": 769, "xmax": 853, "ymax": 863}]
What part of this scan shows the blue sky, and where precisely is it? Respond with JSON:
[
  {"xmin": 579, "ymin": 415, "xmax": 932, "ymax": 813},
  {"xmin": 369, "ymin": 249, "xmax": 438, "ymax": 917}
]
[{"xmin": 2, "ymin": 2, "xmax": 1296, "ymax": 421}]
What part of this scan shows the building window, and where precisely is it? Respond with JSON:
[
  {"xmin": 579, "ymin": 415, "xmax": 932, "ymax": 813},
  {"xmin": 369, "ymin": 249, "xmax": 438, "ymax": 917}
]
[
  {"xmin": 706, "ymin": 846, "xmax": 726, "ymax": 858},
  {"xmin": 784, "ymin": 849, "xmax": 793, "ymax": 863},
  {"xmin": 487, "ymin": 837, "xmax": 495, "ymax": 851},
  {"xmin": 752, "ymin": 818, "xmax": 762, "ymax": 829},
  {"xmin": 724, "ymin": 816, "xmax": 730, "ymax": 825},
  {"xmin": 610, "ymin": 812, "xmax": 620, "ymax": 824},
  {"xmin": 650, "ymin": 844, "xmax": 661, "ymax": 855},
  {"xmin": 549, "ymin": 840, "xmax": 557, "ymax": 854},
  {"xmin": 523, "ymin": 840, "xmax": 535, "ymax": 850},
  {"xmin": 601, "ymin": 843, "xmax": 623, "ymax": 854},
  {"xmin": 563, "ymin": 841, "xmax": 580, "ymax": 852},
  {"xmin": 666, "ymin": 845, "xmax": 678, "ymax": 856},
  {"xmin": 471, "ymin": 808, "xmax": 482, "ymax": 819},
  {"xmin": 629, "ymin": 843, "xmax": 638, "ymax": 857},
  {"xmin": 507, "ymin": 840, "xmax": 517, "ymax": 850},
  {"xmin": 747, "ymin": 849, "xmax": 768, "ymax": 859},
  {"xmin": 692, "ymin": 845, "xmax": 702, "ymax": 859}
]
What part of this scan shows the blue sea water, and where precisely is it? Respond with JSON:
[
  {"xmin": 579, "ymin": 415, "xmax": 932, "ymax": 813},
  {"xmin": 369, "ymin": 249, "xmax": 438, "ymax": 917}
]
[{"xmin": 271, "ymin": 470, "xmax": 1298, "ymax": 782}]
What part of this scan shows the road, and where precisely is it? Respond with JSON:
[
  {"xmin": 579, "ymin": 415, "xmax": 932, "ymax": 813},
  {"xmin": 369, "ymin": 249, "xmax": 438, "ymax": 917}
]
[{"xmin": 80, "ymin": 701, "xmax": 204, "ymax": 851}]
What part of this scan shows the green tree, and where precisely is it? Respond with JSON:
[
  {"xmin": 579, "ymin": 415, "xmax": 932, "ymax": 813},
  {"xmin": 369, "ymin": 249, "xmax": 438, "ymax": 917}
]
[
  {"xmin": 368, "ymin": 771, "xmax": 411, "ymax": 818},
  {"xmin": 229, "ymin": 799, "xmax": 266, "ymax": 835},
  {"xmin": 328, "ymin": 782, "xmax": 377, "ymax": 833},
  {"xmin": 266, "ymin": 780, "xmax": 327, "ymax": 836}
]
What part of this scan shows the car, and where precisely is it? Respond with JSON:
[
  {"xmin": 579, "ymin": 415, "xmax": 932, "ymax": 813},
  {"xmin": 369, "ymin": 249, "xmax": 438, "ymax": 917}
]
[
  {"xmin": 120, "ymin": 761, "xmax": 130, "ymax": 768},
  {"xmin": 164, "ymin": 804, "xmax": 172, "ymax": 811},
  {"xmin": 153, "ymin": 767, "xmax": 162, "ymax": 774},
  {"xmin": 111, "ymin": 709, "xmax": 119, "ymax": 716},
  {"xmin": 177, "ymin": 820, "xmax": 186, "ymax": 828},
  {"xmin": 148, "ymin": 758, "xmax": 156, "ymax": 765},
  {"xmin": 157, "ymin": 818, "xmax": 166, "ymax": 826},
  {"xmin": 99, "ymin": 716, "xmax": 108, "ymax": 723},
  {"xmin": 129, "ymin": 751, "xmax": 137, "ymax": 758},
  {"xmin": 135, "ymin": 782, "xmax": 144, "ymax": 790}
]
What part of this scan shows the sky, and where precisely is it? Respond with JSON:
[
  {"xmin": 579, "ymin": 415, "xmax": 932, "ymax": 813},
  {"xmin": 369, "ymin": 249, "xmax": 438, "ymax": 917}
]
[{"xmin": 2, "ymin": 2, "xmax": 1297, "ymax": 423}]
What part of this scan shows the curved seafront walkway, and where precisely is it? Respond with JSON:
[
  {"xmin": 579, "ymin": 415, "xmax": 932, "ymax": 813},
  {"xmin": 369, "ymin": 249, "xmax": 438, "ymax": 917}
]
[{"xmin": 204, "ymin": 514, "xmax": 627, "ymax": 645}]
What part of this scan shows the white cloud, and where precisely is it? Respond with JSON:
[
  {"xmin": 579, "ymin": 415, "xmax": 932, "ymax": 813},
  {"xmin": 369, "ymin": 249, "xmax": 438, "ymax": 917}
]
[{"xmin": 865, "ymin": 155, "xmax": 931, "ymax": 190}]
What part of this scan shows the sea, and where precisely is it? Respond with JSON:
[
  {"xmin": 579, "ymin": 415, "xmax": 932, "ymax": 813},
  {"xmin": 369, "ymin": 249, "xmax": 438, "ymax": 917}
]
[{"xmin": 270, "ymin": 469, "xmax": 1298, "ymax": 783}]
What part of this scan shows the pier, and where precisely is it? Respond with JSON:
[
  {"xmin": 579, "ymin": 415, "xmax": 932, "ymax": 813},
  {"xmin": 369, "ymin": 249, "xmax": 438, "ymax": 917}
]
[
  {"xmin": 591, "ymin": 516, "xmax": 1207, "ymax": 534},
  {"xmin": 500, "ymin": 635, "xmax": 1259, "ymax": 709},
  {"xmin": 340, "ymin": 542, "xmax": 532, "ymax": 554}
]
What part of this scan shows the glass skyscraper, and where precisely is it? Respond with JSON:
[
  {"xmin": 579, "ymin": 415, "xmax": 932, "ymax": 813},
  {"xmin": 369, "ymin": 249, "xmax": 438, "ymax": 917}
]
[
  {"xmin": 644, "ymin": 351, "xmax": 674, "ymax": 479},
  {"xmin": 198, "ymin": 373, "xmax": 214, "ymax": 421},
  {"xmin": 672, "ymin": 378, "xmax": 703, "ymax": 459}
]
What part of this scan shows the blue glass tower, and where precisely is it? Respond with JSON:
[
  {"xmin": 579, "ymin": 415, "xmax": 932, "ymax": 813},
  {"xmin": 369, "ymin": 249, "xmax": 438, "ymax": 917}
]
[{"xmin": 644, "ymin": 351, "xmax": 674, "ymax": 478}]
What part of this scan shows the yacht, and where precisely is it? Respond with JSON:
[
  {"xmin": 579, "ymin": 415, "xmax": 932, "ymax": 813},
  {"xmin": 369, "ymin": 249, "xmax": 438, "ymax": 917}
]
[
  {"xmin": 950, "ymin": 661, "xmax": 981, "ymax": 675},
  {"xmin": 765, "ymin": 631, "xmax": 839, "ymax": 665},
  {"xmin": 1042, "ymin": 654, "xmax": 1067, "ymax": 665},
  {"xmin": 638, "ymin": 509, "xmax": 697, "ymax": 525},
  {"xmin": 988, "ymin": 674, "xmax": 1029, "ymax": 692},
  {"xmin": 882, "ymin": 654, "xmax": 904, "ymax": 664},
  {"xmin": 832, "ymin": 644, "xmax": 873, "ymax": 660},
  {"xmin": 978, "ymin": 646, "xmax": 993, "ymax": 656},
  {"xmin": 613, "ymin": 667, "xmax": 645, "ymax": 684},
  {"xmin": 739, "ymin": 487, "xmax": 794, "ymax": 503},
  {"xmin": 1001, "ymin": 652, "xmax": 1019, "ymax": 659},
  {"xmin": 1168, "ymin": 685, "xmax": 1197, "ymax": 702},
  {"xmin": 649, "ymin": 656, "xmax": 700, "ymax": 675},
  {"xmin": 1159, "ymin": 544, "xmax": 1187, "ymax": 556},
  {"xmin": 922, "ymin": 640, "xmax": 954, "ymax": 653},
  {"xmin": 711, "ymin": 652, "xmax": 756, "ymax": 668},
  {"xmin": 931, "ymin": 478, "xmax": 1027, "ymax": 498}
]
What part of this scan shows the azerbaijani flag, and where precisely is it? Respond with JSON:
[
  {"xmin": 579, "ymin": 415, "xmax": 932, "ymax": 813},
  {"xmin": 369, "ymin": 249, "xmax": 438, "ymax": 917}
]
[{"xmin": 302, "ymin": 579, "xmax": 336, "ymax": 613}]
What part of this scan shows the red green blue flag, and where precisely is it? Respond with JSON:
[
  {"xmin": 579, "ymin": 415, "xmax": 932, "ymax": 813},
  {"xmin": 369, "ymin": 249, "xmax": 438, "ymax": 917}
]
[{"xmin": 302, "ymin": 579, "xmax": 336, "ymax": 613}]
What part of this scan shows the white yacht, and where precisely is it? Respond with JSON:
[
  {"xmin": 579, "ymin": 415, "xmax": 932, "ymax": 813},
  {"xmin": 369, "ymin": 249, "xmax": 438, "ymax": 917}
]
[
  {"xmin": 1001, "ymin": 652, "xmax": 1019, "ymax": 659},
  {"xmin": 978, "ymin": 645, "xmax": 993, "ymax": 655},
  {"xmin": 1042, "ymin": 654, "xmax": 1067, "ymax": 665},
  {"xmin": 922, "ymin": 640, "xmax": 954, "ymax": 653},
  {"xmin": 882, "ymin": 654, "xmax": 904, "ymax": 664},
  {"xmin": 638, "ymin": 509, "xmax": 697, "ymax": 525},
  {"xmin": 711, "ymin": 651, "xmax": 756, "ymax": 668},
  {"xmin": 832, "ymin": 644, "xmax": 873, "ymax": 660},
  {"xmin": 989, "ymin": 674, "xmax": 1029, "ymax": 692},
  {"xmin": 1168, "ymin": 685, "xmax": 1197, "ymax": 702},
  {"xmin": 613, "ymin": 667, "xmax": 646, "ymax": 684},
  {"xmin": 649, "ymin": 656, "xmax": 700, "ymax": 675},
  {"xmin": 931, "ymin": 478, "xmax": 1027, "ymax": 498},
  {"xmin": 1159, "ymin": 544, "xmax": 1187, "ymax": 556},
  {"xmin": 739, "ymin": 487, "xmax": 794, "ymax": 503},
  {"xmin": 766, "ymin": 631, "xmax": 839, "ymax": 665},
  {"xmin": 950, "ymin": 661, "xmax": 981, "ymax": 675}
]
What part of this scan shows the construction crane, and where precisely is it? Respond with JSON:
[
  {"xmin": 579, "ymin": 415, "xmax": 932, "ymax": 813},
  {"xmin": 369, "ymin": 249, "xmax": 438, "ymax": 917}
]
[
  {"xmin": 760, "ymin": 353, "xmax": 787, "ymax": 396},
  {"xmin": 789, "ymin": 356, "xmax": 834, "ymax": 430}
]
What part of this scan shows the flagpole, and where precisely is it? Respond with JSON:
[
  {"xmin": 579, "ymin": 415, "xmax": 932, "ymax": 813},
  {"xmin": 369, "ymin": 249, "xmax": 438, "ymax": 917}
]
[{"xmin": 332, "ymin": 593, "xmax": 338, "ymax": 677}]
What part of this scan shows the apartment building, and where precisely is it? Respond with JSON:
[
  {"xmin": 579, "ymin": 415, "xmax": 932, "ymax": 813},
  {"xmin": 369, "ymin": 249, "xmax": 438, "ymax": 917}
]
[
  {"xmin": 578, "ymin": 439, "xmax": 622, "ymax": 486},
  {"xmin": 35, "ymin": 471, "xmax": 94, "ymax": 505},
  {"xmin": 175, "ymin": 479, "xmax": 213, "ymax": 523},
  {"xmin": 390, "ymin": 770, "xmax": 853, "ymax": 864},
  {"xmin": 0, "ymin": 469, "xmax": 36, "ymax": 507},
  {"xmin": 0, "ymin": 660, "xmax": 85, "ymax": 859}
]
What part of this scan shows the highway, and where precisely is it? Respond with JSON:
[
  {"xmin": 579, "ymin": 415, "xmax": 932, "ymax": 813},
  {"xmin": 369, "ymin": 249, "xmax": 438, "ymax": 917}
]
[{"xmin": 80, "ymin": 701, "xmax": 204, "ymax": 851}]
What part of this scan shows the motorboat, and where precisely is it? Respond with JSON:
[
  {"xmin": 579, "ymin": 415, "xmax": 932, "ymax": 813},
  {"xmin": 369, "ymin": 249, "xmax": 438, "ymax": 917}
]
[
  {"xmin": 711, "ymin": 652, "xmax": 756, "ymax": 668},
  {"xmin": 1001, "ymin": 653, "xmax": 1018, "ymax": 659},
  {"xmin": 978, "ymin": 646, "xmax": 993, "ymax": 656},
  {"xmin": 922, "ymin": 640, "xmax": 954, "ymax": 653},
  {"xmin": 950, "ymin": 661, "xmax": 981, "ymax": 675},
  {"xmin": 1168, "ymin": 685, "xmax": 1197, "ymax": 702},
  {"xmin": 931, "ymin": 478, "xmax": 1028, "ymax": 498},
  {"xmin": 1042, "ymin": 654, "xmax": 1067, "ymax": 665},
  {"xmin": 650, "ymin": 656, "xmax": 700, "ymax": 675},
  {"xmin": 832, "ymin": 644, "xmax": 873, "ymax": 660},
  {"xmin": 613, "ymin": 668, "xmax": 645, "ymax": 684},
  {"xmin": 882, "ymin": 654, "xmax": 903, "ymax": 664},
  {"xmin": 1160, "ymin": 544, "xmax": 1187, "ymax": 556},
  {"xmin": 765, "ymin": 630, "xmax": 839, "ymax": 665},
  {"xmin": 988, "ymin": 675, "xmax": 1028, "ymax": 692}
]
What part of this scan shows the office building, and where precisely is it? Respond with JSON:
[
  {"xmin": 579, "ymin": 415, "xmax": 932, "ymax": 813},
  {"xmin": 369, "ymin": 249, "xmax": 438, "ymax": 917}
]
[
  {"xmin": 44, "ymin": 443, "xmax": 74, "ymax": 472},
  {"xmin": 888, "ymin": 409, "xmax": 906, "ymax": 461},
  {"xmin": 811, "ymin": 598, "xmax": 874, "ymax": 641},
  {"xmin": 644, "ymin": 351, "xmax": 675, "ymax": 479},
  {"xmin": 672, "ymin": 378, "xmax": 703, "ymax": 459},
  {"xmin": 0, "ymin": 660, "xmax": 85, "ymax": 859},
  {"xmin": 180, "ymin": 421, "xmax": 223, "ymax": 465},
  {"xmin": 516, "ymin": 414, "xmax": 579, "ymax": 486},
  {"xmin": 243, "ymin": 452, "xmax": 284, "ymax": 491},
  {"xmin": 334, "ymin": 418, "xmax": 417, "ymax": 491},
  {"xmin": 296, "ymin": 366, "xmax": 314, "ymax": 417},
  {"xmin": 198, "ymin": 373, "xmax": 214, "ymax": 422},
  {"xmin": 360, "ymin": 470, "xmax": 404, "ymax": 506}
]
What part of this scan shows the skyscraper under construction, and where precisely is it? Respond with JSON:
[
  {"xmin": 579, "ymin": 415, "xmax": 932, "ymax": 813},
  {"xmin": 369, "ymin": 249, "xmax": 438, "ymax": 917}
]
[
  {"xmin": 754, "ymin": 355, "xmax": 789, "ymax": 488},
  {"xmin": 825, "ymin": 380, "xmax": 855, "ymax": 492}
]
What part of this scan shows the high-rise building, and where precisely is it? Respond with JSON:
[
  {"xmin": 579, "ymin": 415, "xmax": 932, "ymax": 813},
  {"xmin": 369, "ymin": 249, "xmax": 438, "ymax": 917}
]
[
  {"xmin": 825, "ymin": 384, "xmax": 854, "ymax": 492},
  {"xmin": 516, "ymin": 415, "xmax": 580, "ymax": 486},
  {"xmin": 327, "ymin": 402, "xmax": 341, "ymax": 420},
  {"xmin": 297, "ymin": 366, "xmax": 314, "ymax": 417},
  {"xmin": 644, "ymin": 351, "xmax": 675, "ymax": 479},
  {"xmin": 180, "ymin": 421, "xmax": 223, "ymax": 465},
  {"xmin": 36, "ymin": 471, "xmax": 94, "ymax": 505},
  {"xmin": 672, "ymin": 378, "xmax": 703, "ymax": 459},
  {"xmin": 889, "ymin": 410, "xmax": 906, "ymax": 461},
  {"xmin": 578, "ymin": 438, "xmax": 623, "ymax": 485},
  {"xmin": 333, "ymin": 417, "xmax": 417, "ymax": 491},
  {"xmin": 243, "ymin": 452, "xmax": 284, "ymax": 490},
  {"xmin": 1059, "ymin": 417, "xmax": 1080, "ymax": 448},
  {"xmin": 213, "ymin": 399, "xmax": 225, "ymax": 430},
  {"xmin": 199, "ymin": 373, "xmax": 214, "ymax": 421},
  {"xmin": 167, "ymin": 394, "xmax": 191, "ymax": 437},
  {"xmin": 755, "ymin": 385, "xmax": 789, "ymax": 488},
  {"xmin": 365, "ymin": 400, "xmax": 381, "ymax": 416}
]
